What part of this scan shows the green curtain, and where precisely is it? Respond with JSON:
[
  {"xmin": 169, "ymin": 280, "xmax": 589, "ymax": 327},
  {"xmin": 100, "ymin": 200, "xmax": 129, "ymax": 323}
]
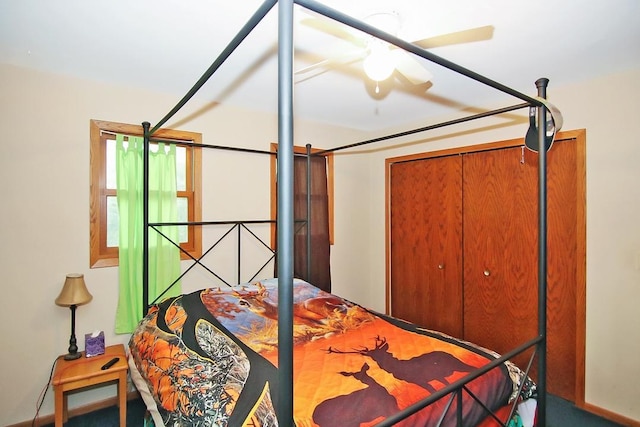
[{"xmin": 114, "ymin": 134, "xmax": 181, "ymax": 334}]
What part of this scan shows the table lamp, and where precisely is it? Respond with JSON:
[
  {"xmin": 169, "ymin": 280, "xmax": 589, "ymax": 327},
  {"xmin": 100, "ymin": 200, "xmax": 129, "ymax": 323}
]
[{"xmin": 55, "ymin": 273, "xmax": 93, "ymax": 360}]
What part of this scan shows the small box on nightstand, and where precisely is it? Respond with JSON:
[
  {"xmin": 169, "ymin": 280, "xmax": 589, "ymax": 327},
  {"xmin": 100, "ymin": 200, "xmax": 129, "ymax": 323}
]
[{"xmin": 85, "ymin": 331, "xmax": 105, "ymax": 357}]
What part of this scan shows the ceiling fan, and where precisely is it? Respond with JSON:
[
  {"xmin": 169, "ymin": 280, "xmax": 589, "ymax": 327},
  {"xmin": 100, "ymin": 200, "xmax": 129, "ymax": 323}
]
[{"xmin": 295, "ymin": 10, "xmax": 494, "ymax": 88}]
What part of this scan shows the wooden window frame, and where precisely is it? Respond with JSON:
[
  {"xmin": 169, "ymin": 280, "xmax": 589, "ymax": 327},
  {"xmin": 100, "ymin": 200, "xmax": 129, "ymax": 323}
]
[
  {"xmin": 89, "ymin": 119, "xmax": 202, "ymax": 268},
  {"xmin": 269, "ymin": 143, "xmax": 334, "ymax": 247}
]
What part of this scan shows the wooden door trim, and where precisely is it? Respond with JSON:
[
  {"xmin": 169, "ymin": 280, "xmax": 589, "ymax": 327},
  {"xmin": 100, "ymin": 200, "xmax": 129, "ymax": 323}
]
[
  {"xmin": 384, "ymin": 129, "xmax": 586, "ymax": 406},
  {"xmin": 572, "ymin": 129, "xmax": 587, "ymax": 409}
]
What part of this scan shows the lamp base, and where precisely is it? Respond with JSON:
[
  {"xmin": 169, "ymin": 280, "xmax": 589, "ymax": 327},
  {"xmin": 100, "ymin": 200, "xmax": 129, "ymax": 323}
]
[{"xmin": 64, "ymin": 352, "xmax": 82, "ymax": 361}]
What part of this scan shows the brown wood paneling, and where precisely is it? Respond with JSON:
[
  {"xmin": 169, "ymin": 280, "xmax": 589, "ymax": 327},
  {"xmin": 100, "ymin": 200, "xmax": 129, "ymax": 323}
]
[{"xmin": 390, "ymin": 156, "xmax": 463, "ymax": 337}]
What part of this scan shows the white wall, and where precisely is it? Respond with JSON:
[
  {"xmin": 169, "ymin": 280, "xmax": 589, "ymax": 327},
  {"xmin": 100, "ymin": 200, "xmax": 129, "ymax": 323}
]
[
  {"xmin": 0, "ymin": 63, "xmax": 368, "ymax": 425},
  {"xmin": 350, "ymin": 68, "xmax": 640, "ymax": 421},
  {"xmin": 1, "ymin": 62, "xmax": 638, "ymax": 425}
]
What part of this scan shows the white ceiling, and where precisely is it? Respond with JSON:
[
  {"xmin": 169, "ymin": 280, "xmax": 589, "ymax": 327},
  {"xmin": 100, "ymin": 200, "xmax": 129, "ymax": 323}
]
[{"xmin": 1, "ymin": 0, "xmax": 639, "ymax": 131}]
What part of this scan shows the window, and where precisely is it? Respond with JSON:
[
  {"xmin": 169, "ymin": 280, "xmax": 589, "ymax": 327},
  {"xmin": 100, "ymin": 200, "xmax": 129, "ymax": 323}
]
[
  {"xmin": 90, "ymin": 119, "xmax": 202, "ymax": 268},
  {"xmin": 269, "ymin": 143, "xmax": 334, "ymax": 247}
]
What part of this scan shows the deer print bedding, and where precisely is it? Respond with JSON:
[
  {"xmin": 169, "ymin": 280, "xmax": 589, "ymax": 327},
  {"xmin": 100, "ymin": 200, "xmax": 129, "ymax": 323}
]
[{"xmin": 128, "ymin": 278, "xmax": 535, "ymax": 427}]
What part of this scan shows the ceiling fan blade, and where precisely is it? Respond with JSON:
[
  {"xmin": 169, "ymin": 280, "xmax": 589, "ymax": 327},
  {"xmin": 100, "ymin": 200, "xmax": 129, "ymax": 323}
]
[
  {"xmin": 299, "ymin": 17, "xmax": 367, "ymax": 48},
  {"xmin": 295, "ymin": 57, "xmax": 336, "ymax": 76},
  {"xmin": 393, "ymin": 50, "xmax": 433, "ymax": 85},
  {"xmin": 411, "ymin": 25, "xmax": 494, "ymax": 49},
  {"xmin": 296, "ymin": 13, "xmax": 491, "ymax": 86},
  {"xmin": 296, "ymin": 14, "xmax": 369, "ymax": 80},
  {"xmin": 295, "ymin": 48, "xmax": 366, "ymax": 76}
]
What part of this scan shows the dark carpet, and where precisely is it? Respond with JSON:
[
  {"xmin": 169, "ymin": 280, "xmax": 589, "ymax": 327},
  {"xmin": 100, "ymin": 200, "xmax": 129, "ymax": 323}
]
[
  {"xmin": 43, "ymin": 394, "xmax": 625, "ymax": 426},
  {"xmin": 546, "ymin": 394, "xmax": 624, "ymax": 427},
  {"xmin": 41, "ymin": 398, "xmax": 147, "ymax": 427}
]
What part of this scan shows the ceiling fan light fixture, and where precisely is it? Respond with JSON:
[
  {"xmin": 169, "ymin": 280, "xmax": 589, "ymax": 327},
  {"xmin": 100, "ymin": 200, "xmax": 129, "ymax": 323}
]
[{"xmin": 363, "ymin": 40, "xmax": 395, "ymax": 82}]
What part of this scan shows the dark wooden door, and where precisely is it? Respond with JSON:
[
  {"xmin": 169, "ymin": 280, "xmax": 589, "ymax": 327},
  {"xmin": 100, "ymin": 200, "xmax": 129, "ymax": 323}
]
[
  {"xmin": 463, "ymin": 141, "xmax": 578, "ymax": 401},
  {"xmin": 390, "ymin": 155, "xmax": 463, "ymax": 337}
]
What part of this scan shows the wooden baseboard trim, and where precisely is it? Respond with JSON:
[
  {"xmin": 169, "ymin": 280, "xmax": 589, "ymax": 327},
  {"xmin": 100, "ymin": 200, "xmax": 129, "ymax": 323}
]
[
  {"xmin": 581, "ymin": 402, "xmax": 640, "ymax": 427},
  {"xmin": 8, "ymin": 391, "xmax": 141, "ymax": 427}
]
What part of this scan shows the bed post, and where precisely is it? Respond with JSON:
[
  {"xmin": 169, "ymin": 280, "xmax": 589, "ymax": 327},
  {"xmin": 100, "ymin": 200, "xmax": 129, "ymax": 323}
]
[
  {"xmin": 142, "ymin": 121, "xmax": 150, "ymax": 319},
  {"xmin": 535, "ymin": 77, "xmax": 549, "ymax": 427},
  {"xmin": 277, "ymin": 0, "xmax": 295, "ymax": 425}
]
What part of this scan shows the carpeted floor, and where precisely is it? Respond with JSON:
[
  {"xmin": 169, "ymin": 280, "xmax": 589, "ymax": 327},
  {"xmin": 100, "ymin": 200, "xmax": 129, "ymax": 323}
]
[
  {"xmin": 42, "ymin": 394, "xmax": 625, "ymax": 426},
  {"xmin": 40, "ymin": 398, "xmax": 147, "ymax": 427},
  {"xmin": 546, "ymin": 394, "xmax": 625, "ymax": 427}
]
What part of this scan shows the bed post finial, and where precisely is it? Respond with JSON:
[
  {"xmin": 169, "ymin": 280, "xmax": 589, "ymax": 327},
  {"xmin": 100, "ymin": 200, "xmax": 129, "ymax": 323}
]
[
  {"xmin": 525, "ymin": 78, "xmax": 563, "ymax": 153},
  {"xmin": 535, "ymin": 77, "xmax": 549, "ymax": 93}
]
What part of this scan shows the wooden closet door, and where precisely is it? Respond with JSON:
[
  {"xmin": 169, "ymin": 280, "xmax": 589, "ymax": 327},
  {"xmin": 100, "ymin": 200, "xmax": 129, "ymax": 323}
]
[
  {"xmin": 390, "ymin": 156, "xmax": 463, "ymax": 337},
  {"xmin": 463, "ymin": 141, "xmax": 578, "ymax": 401},
  {"xmin": 463, "ymin": 146, "xmax": 538, "ymax": 370}
]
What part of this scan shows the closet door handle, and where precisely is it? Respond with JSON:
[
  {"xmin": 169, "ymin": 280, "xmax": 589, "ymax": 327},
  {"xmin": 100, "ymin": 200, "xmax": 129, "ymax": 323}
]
[
  {"xmin": 438, "ymin": 264, "xmax": 444, "ymax": 270},
  {"xmin": 483, "ymin": 269, "xmax": 491, "ymax": 277}
]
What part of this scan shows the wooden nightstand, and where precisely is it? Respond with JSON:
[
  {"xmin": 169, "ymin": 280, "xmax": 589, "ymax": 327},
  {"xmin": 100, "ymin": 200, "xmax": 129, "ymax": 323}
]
[{"xmin": 52, "ymin": 343, "xmax": 128, "ymax": 427}]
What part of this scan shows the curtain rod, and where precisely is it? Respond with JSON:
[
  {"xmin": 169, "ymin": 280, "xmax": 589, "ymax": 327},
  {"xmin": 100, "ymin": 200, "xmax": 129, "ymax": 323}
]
[
  {"xmin": 101, "ymin": 130, "xmax": 321, "ymax": 157},
  {"xmin": 99, "ymin": 129, "xmax": 194, "ymax": 145}
]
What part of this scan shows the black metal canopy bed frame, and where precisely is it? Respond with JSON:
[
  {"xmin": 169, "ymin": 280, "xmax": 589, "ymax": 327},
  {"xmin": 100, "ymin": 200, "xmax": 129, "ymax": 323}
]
[{"xmin": 131, "ymin": 0, "xmax": 562, "ymax": 425}]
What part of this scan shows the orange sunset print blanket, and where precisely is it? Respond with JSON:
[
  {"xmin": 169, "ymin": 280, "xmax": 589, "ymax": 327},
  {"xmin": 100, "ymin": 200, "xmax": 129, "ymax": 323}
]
[{"xmin": 129, "ymin": 278, "xmax": 534, "ymax": 427}]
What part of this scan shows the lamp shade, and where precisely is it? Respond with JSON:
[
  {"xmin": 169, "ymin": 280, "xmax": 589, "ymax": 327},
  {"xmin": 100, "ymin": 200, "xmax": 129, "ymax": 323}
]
[{"xmin": 55, "ymin": 273, "xmax": 93, "ymax": 307}]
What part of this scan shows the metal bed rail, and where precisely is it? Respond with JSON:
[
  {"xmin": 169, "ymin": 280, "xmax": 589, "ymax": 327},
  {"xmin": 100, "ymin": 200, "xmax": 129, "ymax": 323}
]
[{"xmin": 375, "ymin": 336, "xmax": 542, "ymax": 427}]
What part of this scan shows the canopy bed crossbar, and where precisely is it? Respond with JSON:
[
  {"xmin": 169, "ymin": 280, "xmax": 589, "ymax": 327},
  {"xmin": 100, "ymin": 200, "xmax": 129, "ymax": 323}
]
[
  {"xmin": 147, "ymin": 220, "xmax": 278, "ymax": 305},
  {"xmin": 135, "ymin": 0, "xmax": 557, "ymax": 425},
  {"xmin": 315, "ymin": 102, "xmax": 532, "ymax": 156},
  {"xmin": 148, "ymin": 0, "xmax": 278, "ymax": 136}
]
